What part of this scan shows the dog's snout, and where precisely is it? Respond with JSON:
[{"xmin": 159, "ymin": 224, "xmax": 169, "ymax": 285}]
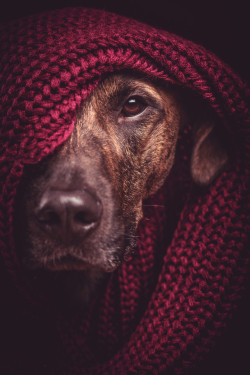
[{"xmin": 35, "ymin": 189, "xmax": 102, "ymax": 242}]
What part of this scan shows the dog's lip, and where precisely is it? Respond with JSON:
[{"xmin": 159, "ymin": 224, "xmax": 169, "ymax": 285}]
[{"xmin": 46, "ymin": 255, "xmax": 92, "ymax": 271}]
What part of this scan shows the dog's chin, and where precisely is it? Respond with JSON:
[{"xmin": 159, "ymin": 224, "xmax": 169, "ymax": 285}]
[
  {"xmin": 27, "ymin": 266, "xmax": 109, "ymax": 314},
  {"xmin": 52, "ymin": 268, "xmax": 109, "ymax": 313},
  {"xmin": 22, "ymin": 246, "xmax": 127, "ymax": 314},
  {"xmin": 20, "ymin": 228, "xmax": 137, "ymax": 313}
]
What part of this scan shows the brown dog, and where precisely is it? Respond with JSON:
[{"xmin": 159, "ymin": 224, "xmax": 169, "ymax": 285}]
[{"xmin": 14, "ymin": 72, "xmax": 228, "ymax": 309}]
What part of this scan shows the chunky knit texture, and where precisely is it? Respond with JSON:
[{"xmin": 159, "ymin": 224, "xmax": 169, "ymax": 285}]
[{"xmin": 0, "ymin": 7, "xmax": 249, "ymax": 374}]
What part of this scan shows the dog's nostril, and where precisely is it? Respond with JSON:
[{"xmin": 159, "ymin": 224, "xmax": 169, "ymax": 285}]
[
  {"xmin": 37, "ymin": 210, "xmax": 61, "ymax": 226},
  {"xmin": 74, "ymin": 211, "xmax": 95, "ymax": 225}
]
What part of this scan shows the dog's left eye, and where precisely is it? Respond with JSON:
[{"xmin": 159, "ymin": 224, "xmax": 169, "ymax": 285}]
[{"xmin": 121, "ymin": 96, "xmax": 147, "ymax": 117}]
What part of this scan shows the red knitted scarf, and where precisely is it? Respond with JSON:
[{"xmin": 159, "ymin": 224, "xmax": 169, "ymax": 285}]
[{"xmin": 0, "ymin": 7, "xmax": 249, "ymax": 374}]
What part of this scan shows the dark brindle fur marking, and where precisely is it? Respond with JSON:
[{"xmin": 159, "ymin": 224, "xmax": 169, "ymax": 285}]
[{"xmin": 14, "ymin": 73, "xmax": 228, "ymax": 310}]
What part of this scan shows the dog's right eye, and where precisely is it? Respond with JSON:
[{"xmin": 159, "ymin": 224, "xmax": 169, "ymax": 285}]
[{"xmin": 121, "ymin": 96, "xmax": 147, "ymax": 117}]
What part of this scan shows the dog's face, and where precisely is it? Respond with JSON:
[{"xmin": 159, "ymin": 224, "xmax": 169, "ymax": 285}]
[{"xmin": 14, "ymin": 73, "xmax": 227, "ymax": 310}]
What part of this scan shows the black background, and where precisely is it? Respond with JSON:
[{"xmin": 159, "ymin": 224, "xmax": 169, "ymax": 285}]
[
  {"xmin": 0, "ymin": 0, "xmax": 250, "ymax": 84},
  {"xmin": 0, "ymin": 1, "xmax": 249, "ymax": 374}
]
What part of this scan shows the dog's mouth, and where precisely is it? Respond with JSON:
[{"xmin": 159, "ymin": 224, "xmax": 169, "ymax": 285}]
[
  {"xmin": 26, "ymin": 246, "xmax": 125, "ymax": 273},
  {"xmin": 45, "ymin": 254, "xmax": 93, "ymax": 271}
]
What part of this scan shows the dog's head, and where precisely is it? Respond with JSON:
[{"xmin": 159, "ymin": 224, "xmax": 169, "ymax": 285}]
[{"xmin": 14, "ymin": 72, "xmax": 228, "ymax": 309}]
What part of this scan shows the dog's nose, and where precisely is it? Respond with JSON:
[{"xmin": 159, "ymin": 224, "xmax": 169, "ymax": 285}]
[{"xmin": 35, "ymin": 189, "xmax": 102, "ymax": 241}]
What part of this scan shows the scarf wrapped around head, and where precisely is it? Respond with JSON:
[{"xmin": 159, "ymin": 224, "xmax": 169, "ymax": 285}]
[{"xmin": 0, "ymin": 7, "xmax": 249, "ymax": 374}]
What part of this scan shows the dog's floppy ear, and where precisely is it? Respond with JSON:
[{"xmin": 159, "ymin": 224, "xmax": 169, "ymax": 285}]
[
  {"xmin": 177, "ymin": 87, "xmax": 229, "ymax": 186},
  {"xmin": 190, "ymin": 120, "xmax": 228, "ymax": 186}
]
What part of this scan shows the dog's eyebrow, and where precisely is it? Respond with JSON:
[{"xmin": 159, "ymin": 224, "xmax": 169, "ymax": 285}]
[{"xmin": 100, "ymin": 77, "xmax": 162, "ymax": 107}]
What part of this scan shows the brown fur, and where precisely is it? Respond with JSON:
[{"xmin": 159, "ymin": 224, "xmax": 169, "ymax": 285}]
[{"xmin": 14, "ymin": 72, "xmax": 227, "ymax": 309}]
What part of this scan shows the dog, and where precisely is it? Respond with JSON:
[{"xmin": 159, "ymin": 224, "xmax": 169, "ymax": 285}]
[{"xmin": 14, "ymin": 72, "xmax": 228, "ymax": 311}]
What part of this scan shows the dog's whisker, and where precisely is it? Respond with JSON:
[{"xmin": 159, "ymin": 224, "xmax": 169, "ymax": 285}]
[
  {"xmin": 124, "ymin": 234, "xmax": 141, "ymax": 239},
  {"xmin": 143, "ymin": 204, "xmax": 166, "ymax": 208}
]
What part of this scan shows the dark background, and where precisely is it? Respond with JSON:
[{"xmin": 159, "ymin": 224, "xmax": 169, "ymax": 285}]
[
  {"xmin": 0, "ymin": 1, "xmax": 249, "ymax": 374},
  {"xmin": 0, "ymin": 0, "xmax": 249, "ymax": 84}
]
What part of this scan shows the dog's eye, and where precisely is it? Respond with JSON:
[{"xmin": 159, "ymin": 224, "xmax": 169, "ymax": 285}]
[{"xmin": 121, "ymin": 96, "xmax": 146, "ymax": 117}]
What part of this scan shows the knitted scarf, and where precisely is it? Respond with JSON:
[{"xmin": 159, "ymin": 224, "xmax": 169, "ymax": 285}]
[{"xmin": 0, "ymin": 7, "xmax": 249, "ymax": 375}]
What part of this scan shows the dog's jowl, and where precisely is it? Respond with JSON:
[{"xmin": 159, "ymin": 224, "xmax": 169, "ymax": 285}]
[{"xmin": 14, "ymin": 73, "xmax": 227, "ymax": 310}]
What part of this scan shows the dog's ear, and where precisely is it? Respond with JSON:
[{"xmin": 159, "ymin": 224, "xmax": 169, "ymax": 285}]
[{"xmin": 190, "ymin": 120, "xmax": 228, "ymax": 185}]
